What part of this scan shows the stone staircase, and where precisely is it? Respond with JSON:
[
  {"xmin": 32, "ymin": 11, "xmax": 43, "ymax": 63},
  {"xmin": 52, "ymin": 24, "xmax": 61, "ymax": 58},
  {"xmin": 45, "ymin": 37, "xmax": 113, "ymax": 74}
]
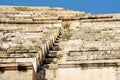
[{"xmin": 37, "ymin": 29, "xmax": 62, "ymax": 80}]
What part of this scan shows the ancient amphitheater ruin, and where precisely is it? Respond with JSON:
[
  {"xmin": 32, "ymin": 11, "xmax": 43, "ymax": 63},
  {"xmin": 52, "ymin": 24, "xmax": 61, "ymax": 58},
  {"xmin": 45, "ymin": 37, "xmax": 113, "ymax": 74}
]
[{"xmin": 0, "ymin": 6, "xmax": 120, "ymax": 80}]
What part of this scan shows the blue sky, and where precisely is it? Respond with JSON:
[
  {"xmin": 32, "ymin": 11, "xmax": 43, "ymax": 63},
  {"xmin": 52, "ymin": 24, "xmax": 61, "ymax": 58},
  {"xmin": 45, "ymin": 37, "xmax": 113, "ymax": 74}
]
[{"xmin": 0, "ymin": 0, "xmax": 120, "ymax": 14}]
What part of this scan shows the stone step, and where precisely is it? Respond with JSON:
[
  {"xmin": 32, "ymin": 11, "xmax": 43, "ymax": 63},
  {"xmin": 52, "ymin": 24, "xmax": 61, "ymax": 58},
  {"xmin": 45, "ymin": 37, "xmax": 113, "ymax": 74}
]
[
  {"xmin": 0, "ymin": 51, "xmax": 40, "ymax": 58},
  {"xmin": 66, "ymin": 50, "xmax": 120, "ymax": 61},
  {"xmin": 53, "ymin": 43, "xmax": 59, "ymax": 46},
  {"xmin": 46, "ymin": 53, "xmax": 61, "ymax": 58},
  {"xmin": 55, "ymin": 37, "xmax": 61, "ymax": 40},
  {"xmin": 50, "ymin": 46, "xmax": 61, "ymax": 51},
  {"xmin": 49, "ymin": 51, "xmax": 62, "ymax": 54},
  {"xmin": 58, "ymin": 32, "xmax": 62, "ymax": 35},
  {"xmin": 58, "ymin": 59, "xmax": 120, "ymax": 65},
  {"xmin": 57, "ymin": 34, "xmax": 62, "ymax": 37},
  {"xmin": 54, "ymin": 40, "xmax": 60, "ymax": 43},
  {"xmin": 41, "ymin": 64, "xmax": 58, "ymax": 69},
  {"xmin": 46, "ymin": 54, "xmax": 57, "ymax": 58},
  {"xmin": 64, "ymin": 41, "xmax": 120, "ymax": 52},
  {"xmin": 58, "ymin": 62, "xmax": 120, "ymax": 68},
  {"xmin": 44, "ymin": 58, "xmax": 58, "ymax": 64},
  {"xmin": 55, "ymin": 39, "xmax": 63, "ymax": 42}
]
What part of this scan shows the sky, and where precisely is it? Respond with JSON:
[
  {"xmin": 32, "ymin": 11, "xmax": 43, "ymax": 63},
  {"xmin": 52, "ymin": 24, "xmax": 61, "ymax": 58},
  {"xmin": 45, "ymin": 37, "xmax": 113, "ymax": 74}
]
[{"xmin": 0, "ymin": 0, "xmax": 120, "ymax": 14}]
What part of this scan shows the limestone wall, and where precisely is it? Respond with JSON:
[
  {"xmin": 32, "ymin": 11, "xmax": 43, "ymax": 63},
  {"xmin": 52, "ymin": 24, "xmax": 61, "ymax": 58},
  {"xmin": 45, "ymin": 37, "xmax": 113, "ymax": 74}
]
[
  {"xmin": 0, "ymin": 63, "xmax": 36, "ymax": 80},
  {"xmin": 57, "ymin": 63, "xmax": 120, "ymax": 80},
  {"xmin": 0, "ymin": 6, "xmax": 120, "ymax": 80}
]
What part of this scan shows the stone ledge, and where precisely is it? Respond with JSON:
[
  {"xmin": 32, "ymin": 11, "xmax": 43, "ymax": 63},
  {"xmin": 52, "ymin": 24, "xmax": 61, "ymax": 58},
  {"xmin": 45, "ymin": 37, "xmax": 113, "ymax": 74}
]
[
  {"xmin": 58, "ymin": 59, "xmax": 120, "ymax": 64},
  {"xmin": 81, "ymin": 18, "xmax": 120, "ymax": 22},
  {"xmin": 0, "ymin": 19, "xmax": 62, "ymax": 24}
]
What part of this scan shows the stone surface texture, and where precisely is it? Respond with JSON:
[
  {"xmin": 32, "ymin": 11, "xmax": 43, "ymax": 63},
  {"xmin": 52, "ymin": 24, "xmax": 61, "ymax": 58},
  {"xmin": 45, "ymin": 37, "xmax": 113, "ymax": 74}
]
[{"xmin": 0, "ymin": 6, "xmax": 120, "ymax": 80}]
